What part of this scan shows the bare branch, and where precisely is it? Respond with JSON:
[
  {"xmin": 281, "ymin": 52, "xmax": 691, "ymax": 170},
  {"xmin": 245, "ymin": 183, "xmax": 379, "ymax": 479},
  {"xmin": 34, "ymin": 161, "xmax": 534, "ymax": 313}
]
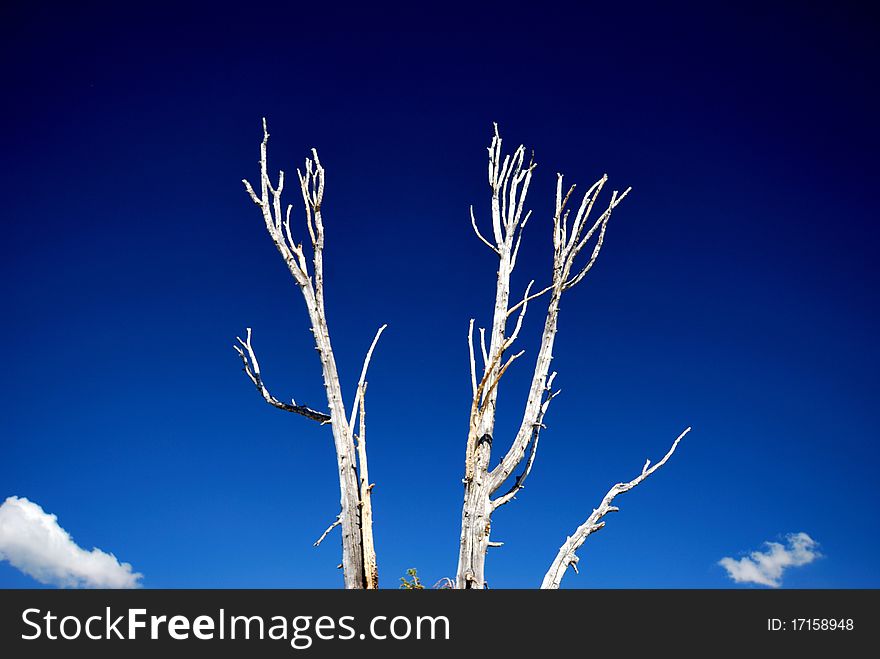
[
  {"xmin": 238, "ymin": 122, "xmax": 373, "ymax": 588},
  {"xmin": 241, "ymin": 119, "xmax": 311, "ymax": 287},
  {"xmin": 488, "ymin": 125, "xmax": 505, "ymax": 244},
  {"xmin": 282, "ymin": 203, "xmax": 309, "ymax": 275},
  {"xmin": 488, "ymin": 284, "xmax": 561, "ymax": 494},
  {"xmin": 463, "ymin": 336, "xmax": 524, "ymax": 483},
  {"xmin": 567, "ymin": 175, "xmax": 607, "ymax": 250},
  {"xmin": 510, "ymin": 155, "xmax": 536, "ymax": 229},
  {"xmin": 490, "ymin": 176, "xmax": 630, "ymax": 496},
  {"xmin": 314, "ymin": 514, "xmax": 342, "ymax": 547},
  {"xmin": 553, "ymin": 174, "xmax": 577, "ymax": 251},
  {"xmin": 470, "ymin": 205, "xmax": 500, "ymax": 254},
  {"xmin": 503, "ymin": 280, "xmax": 535, "ymax": 349},
  {"xmin": 491, "ymin": 372, "xmax": 559, "ymax": 511},
  {"xmin": 564, "ymin": 186, "xmax": 632, "ymax": 290},
  {"xmin": 510, "ymin": 209, "xmax": 532, "ymax": 268},
  {"xmin": 242, "ymin": 179, "xmax": 262, "ymax": 206},
  {"xmin": 481, "ymin": 349, "xmax": 525, "ymax": 408},
  {"xmin": 297, "ymin": 150, "xmax": 327, "ymax": 302},
  {"xmin": 260, "ymin": 117, "xmax": 270, "ymax": 204},
  {"xmin": 453, "ymin": 124, "xmax": 683, "ymax": 592},
  {"xmin": 335, "ymin": 324, "xmax": 386, "ymax": 589},
  {"xmin": 473, "ymin": 340, "xmax": 506, "ymax": 409},
  {"xmin": 468, "ymin": 319, "xmax": 478, "ymax": 398},
  {"xmin": 348, "ymin": 324, "xmax": 388, "ymax": 435},
  {"xmin": 356, "ymin": 383, "xmax": 379, "ymax": 589},
  {"xmin": 233, "ymin": 328, "xmax": 331, "ymax": 423},
  {"xmin": 458, "ymin": 124, "xmax": 648, "ymax": 590},
  {"xmin": 505, "ymin": 283, "xmax": 553, "ymax": 319},
  {"xmin": 563, "ymin": 213, "xmax": 610, "ymax": 290},
  {"xmin": 486, "ymin": 124, "xmax": 536, "ymax": 250},
  {"xmin": 458, "ymin": 124, "xmax": 540, "ymax": 587},
  {"xmin": 540, "ymin": 427, "xmax": 692, "ymax": 589}
]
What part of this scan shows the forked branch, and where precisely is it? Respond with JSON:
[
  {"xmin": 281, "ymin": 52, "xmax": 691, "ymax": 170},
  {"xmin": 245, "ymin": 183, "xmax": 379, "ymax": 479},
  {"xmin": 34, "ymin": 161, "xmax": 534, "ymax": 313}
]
[
  {"xmin": 237, "ymin": 120, "xmax": 387, "ymax": 589},
  {"xmin": 489, "ymin": 170, "xmax": 631, "ymax": 497}
]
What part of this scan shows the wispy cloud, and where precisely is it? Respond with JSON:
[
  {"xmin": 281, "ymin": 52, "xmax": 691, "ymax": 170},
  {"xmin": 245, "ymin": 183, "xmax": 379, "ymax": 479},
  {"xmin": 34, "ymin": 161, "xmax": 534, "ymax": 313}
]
[
  {"xmin": 719, "ymin": 532, "xmax": 820, "ymax": 587},
  {"xmin": 0, "ymin": 496, "xmax": 142, "ymax": 588}
]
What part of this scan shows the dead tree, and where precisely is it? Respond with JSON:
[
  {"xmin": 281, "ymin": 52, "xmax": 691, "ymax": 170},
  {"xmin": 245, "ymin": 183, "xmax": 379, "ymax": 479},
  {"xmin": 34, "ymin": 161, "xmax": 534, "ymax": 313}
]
[
  {"xmin": 458, "ymin": 125, "xmax": 689, "ymax": 588},
  {"xmin": 234, "ymin": 120, "xmax": 383, "ymax": 589},
  {"xmin": 234, "ymin": 120, "xmax": 688, "ymax": 589}
]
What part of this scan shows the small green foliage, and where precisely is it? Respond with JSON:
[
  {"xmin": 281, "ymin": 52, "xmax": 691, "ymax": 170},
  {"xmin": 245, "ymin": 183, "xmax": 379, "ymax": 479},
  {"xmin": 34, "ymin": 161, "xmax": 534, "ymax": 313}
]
[{"xmin": 399, "ymin": 568, "xmax": 424, "ymax": 590}]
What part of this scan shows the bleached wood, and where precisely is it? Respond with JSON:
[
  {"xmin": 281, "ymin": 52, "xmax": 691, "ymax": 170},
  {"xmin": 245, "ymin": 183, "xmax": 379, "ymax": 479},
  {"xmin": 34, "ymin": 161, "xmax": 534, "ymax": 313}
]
[
  {"xmin": 237, "ymin": 120, "xmax": 387, "ymax": 589},
  {"xmin": 505, "ymin": 280, "xmax": 535, "ymax": 349},
  {"xmin": 355, "ymin": 384, "xmax": 378, "ymax": 589},
  {"xmin": 467, "ymin": 319, "xmax": 478, "ymax": 398},
  {"xmin": 314, "ymin": 515, "xmax": 341, "ymax": 547},
  {"xmin": 491, "ymin": 372, "xmax": 558, "ymax": 511},
  {"xmin": 489, "ymin": 172, "xmax": 631, "ymax": 496},
  {"xmin": 238, "ymin": 120, "xmax": 686, "ymax": 591},
  {"xmin": 505, "ymin": 282, "xmax": 553, "ymax": 319},
  {"xmin": 541, "ymin": 427, "xmax": 691, "ymax": 589},
  {"xmin": 456, "ymin": 124, "xmax": 535, "ymax": 588},
  {"xmin": 478, "ymin": 327, "xmax": 489, "ymax": 368},
  {"xmin": 345, "ymin": 324, "xmax": 385, "ymax": 589},
  {"xmin": 456, "ymin": 124, "xmax": 679, "ymax": 590},
  {"xmin": 347, "ymin": 325, "xmax": 387, "ymax": 435},
  {"xmin": 471, "ymin": 205, "xmax": 500, "ymax": 255}
]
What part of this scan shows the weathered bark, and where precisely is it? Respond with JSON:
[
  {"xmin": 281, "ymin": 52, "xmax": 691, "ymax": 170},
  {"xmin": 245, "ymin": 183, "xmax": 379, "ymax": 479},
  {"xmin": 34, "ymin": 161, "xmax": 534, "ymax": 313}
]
[
  {"xmin": 302, "ymin": 286, "xmax": 365, "ymax": 589},
  {"xmin": 349, "ymin": 325, "xmax": 385, "ymax": 590},
  {"xmin": 236, "ymin": 120, "xmax": 385, "ymax": 589},
  {"xmin": 457, "ymin": 125, "xmax": 639, "ymax": 588},
  {"xmin": 356, "ymin": 386, "xmax": 378, "ymax": 589},
  {"xmin": 457, "ymin": 127, "xmax": 535, "ymax": 587},
  {"xmin": 457, "ymin": 266, "xmax": 511, "ymax": 587}
]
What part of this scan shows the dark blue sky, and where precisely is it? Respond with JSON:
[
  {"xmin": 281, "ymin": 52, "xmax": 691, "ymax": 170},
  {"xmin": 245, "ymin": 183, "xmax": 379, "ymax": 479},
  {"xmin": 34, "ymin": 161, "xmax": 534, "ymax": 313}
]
[{"xmin": 1, "ymin": 2, "xmax": 877, "ymax": 588}]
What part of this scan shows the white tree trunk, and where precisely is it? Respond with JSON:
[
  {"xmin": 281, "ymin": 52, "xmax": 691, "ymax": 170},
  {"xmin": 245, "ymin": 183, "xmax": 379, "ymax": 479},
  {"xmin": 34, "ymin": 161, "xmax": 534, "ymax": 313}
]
[
  {"xmin": 457, "ymin": 126, "xmax": 534, "ymax": 588},
  {"xmin": 237, "ymin": 121, "xmax": 385, "ymax": 589},
  {"xmin": 302, "ymin": 286, "xmax": 365, "ymax": 589},
  {"xmin": 457, "ymin": 125, "xmax": 684, "ymax": 589}
]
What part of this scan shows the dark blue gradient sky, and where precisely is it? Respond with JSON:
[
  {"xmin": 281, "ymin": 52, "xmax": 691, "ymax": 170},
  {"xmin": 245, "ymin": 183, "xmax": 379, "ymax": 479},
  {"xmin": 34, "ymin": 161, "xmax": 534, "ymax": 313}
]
[{"xmin": 1, "ymin": 2, "xmax": 877, "ymax": 588}]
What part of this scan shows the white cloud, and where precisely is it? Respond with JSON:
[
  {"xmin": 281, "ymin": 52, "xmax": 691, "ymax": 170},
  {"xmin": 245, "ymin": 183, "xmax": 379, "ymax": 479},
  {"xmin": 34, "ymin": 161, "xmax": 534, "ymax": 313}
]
[
  {"xmin": 719, "ymin": 532, "xmax": 820, "ymax": 588},
  {"xmin": 0, "ymin": 496, "xmax": 142, "ymax": 588}
]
